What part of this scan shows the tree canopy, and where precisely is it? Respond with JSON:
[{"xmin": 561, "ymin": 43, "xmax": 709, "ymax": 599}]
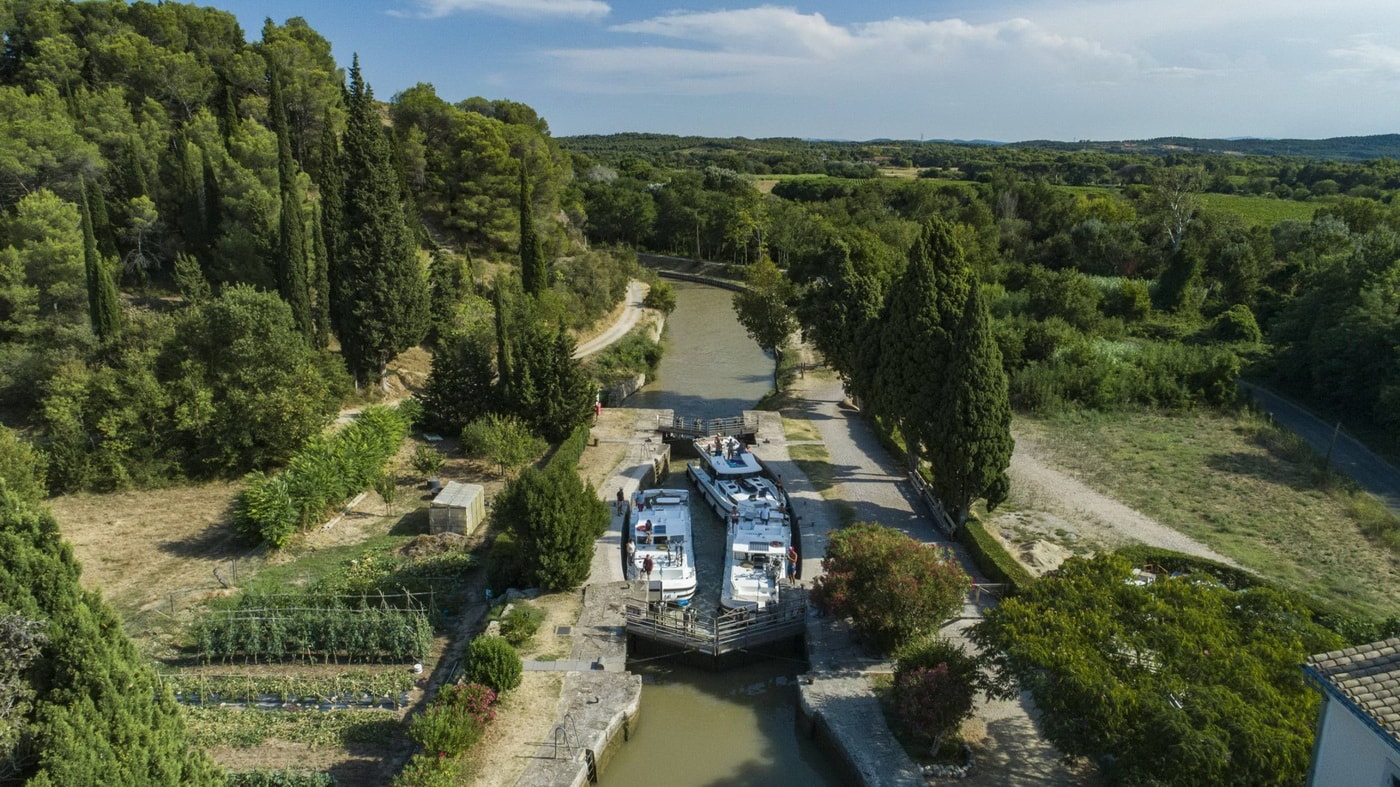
[{"xmin": 972, "ymin": 553, "xmax": 1343, "ymax": 786}]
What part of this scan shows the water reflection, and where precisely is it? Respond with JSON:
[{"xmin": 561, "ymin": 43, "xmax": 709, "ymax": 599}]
[
  {"xmin": 600, "ymin": 662, "xmax": 841, "ymax": 787},
  {"xmin": 627, "ymin": 279, "xmax": 774, "ymax": 420}
]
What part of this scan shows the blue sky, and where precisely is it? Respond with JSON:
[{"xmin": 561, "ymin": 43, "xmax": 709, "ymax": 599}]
[{"xmin": 214, "ymin": 0, "xmax": 1400, "ymax": 141}]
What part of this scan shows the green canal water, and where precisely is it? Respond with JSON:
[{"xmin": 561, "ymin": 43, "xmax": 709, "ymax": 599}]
[{"xmin": 603, "ymin": 279, "xmax": 842, "ymax": 786}]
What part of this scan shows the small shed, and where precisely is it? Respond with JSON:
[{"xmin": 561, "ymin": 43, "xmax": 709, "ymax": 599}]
[{"xmin": 429, "ymin": 481, "xmax": 486, "ymax": 535}]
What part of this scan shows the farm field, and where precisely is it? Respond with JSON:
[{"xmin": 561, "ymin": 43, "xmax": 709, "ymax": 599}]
[
  {"xmin": 1198, "ymin": 192, "xmax": 1318, "ymax": 225},
  {"xmin": 1023, "ymin": 409, "xmax": 1400, "ymax": 617}
]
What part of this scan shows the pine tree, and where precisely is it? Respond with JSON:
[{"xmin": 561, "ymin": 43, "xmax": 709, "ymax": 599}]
[
  {"xmin": 270, "ymin": 67, "xmax": 312, "ymax": 338},
  {"xmin": 518, "ymin": 164, "xmax": 547, "ymax": 296},
  {"xmin": 80, "ymin": 181, "xmax": 120, "ymax": 341},
  {"xmin": 928, "ymin": 278, "xmax": 1014, "ymax": 528},
  {"xmin": 333, "ymin": 56, "xmax": 428, "ymax": 384}
]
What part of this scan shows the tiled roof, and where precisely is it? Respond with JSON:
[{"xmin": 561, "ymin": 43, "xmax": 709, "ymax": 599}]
[{"xmin": 1306, "ymin": 637, "xmax": 1400, "ymax": 745}]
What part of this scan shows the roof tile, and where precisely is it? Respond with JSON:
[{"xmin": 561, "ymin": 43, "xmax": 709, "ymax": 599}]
[{"xmin": 1307, "ymin": 637, "xmax": 1400, "ymax": 745}]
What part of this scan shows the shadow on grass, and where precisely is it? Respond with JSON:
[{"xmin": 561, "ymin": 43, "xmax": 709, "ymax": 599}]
[{"xmin": 1203, "ymin": 450, "xmax": 1319, "ymax": 492}]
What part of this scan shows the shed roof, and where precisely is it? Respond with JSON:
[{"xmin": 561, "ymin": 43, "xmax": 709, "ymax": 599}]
[
  {"xmin": 431, "ymin": 481, "xmax": 483, "ymax": 509},
  {"xmin": 1305, "ymin": 636, "xmax": 1400, "ymax": 747}
]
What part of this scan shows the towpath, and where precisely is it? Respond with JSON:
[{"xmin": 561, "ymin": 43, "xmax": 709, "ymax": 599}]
[
  {"xmin": 573, "ymin": 280, "xmax": 649, "ymax": 359},
  {"xmin": 756, "ymin": 368, "xmax": 1089, "ymax": 786}
]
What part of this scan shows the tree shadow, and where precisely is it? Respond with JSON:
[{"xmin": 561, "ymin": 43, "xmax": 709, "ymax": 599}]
[{"xmin": 1204, "ymin": 450, "xmax": 1315, "ymax": 492}]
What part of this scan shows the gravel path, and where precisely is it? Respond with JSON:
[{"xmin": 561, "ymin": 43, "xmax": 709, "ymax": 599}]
[
  {"xmin": 574, "ymin": 280, "xmax": 648, "ymax": 359},
  {"xmin": 784, "ymin": 371, "xmax": 1088, "ymax": 786},
  {"xmin": 1006, "ymin": 429, "xmax": 1239, "ymax": 566}
]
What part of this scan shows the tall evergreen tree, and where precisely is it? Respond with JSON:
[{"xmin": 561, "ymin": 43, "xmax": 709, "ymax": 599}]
[
  {"xmin": 79, "ymin": 182, "xmax": 120, "ymax": 341},
  {"xmin": 870, "ymin": 218, "xmax": 969, "ymax": 459},
  {"xmin": 270, "ymin": 67, "xmax": 312, "ymax": 338},
  {"xmin": 318, "ymin": 107, "xmax": 345, "ymax": 337},
  {"xmin": 927, "ymin": 278, "xmax": 1013, "ymax": 528},
  {"xmin": 428, "ymin": 245, "xmax": 474, "ymax": 342},
  {"xmin": 84, "ymin": 177, "xmax": 117, "ymax": 259},
  {"xmin": 518, "ymin": 164, "xmax": 546, "ymax": 296},
  {"xmin": 310, "ymin": 199, "xmax": 331, "ymax": 348},
  {"xmin": 333, "ymin": 56, "xmax": 428, "ymax": 384},
  {"xmin": 0, "ymin": 487, "xmax": 220, "ymax": 785}
]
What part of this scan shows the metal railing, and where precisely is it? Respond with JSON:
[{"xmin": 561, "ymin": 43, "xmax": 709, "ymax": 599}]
[
  {"xmin": 656, "ymin": 414, "xmax": 759, "ymax": 439},
  {"xmin": 624, "ymin": 591, "xmax": 807, "ymax": 656}
]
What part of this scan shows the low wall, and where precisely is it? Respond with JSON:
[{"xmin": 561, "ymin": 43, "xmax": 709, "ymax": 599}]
[{"xmin": 602, "ymin": 373, "xmax": 647, "ymax": 406}]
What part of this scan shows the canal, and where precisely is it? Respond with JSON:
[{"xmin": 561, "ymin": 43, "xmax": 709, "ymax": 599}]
[{"xmin": 603, "ymin": 278, "xmax": 842, "ymax": 787}]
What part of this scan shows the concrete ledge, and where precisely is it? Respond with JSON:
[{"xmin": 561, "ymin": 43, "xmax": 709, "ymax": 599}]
[{"xmin": 798, "ymin": 672, "xmax": 925, "ymax": 787}]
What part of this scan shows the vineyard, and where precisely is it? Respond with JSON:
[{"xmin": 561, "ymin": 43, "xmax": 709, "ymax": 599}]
[
  {"xmin": 193, "ymin": 606, "xmax": 432, "ymax": 664},
  {"xmin": 164, "ymin": 671, "xmax": 416, "ymax": 710}
]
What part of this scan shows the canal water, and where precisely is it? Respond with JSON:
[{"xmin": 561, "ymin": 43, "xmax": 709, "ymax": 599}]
[{"xmin": 603, "ymin": 279, "xmax": 842, "ymax": 787}]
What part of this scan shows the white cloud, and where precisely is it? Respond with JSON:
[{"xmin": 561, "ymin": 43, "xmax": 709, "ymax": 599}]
[
  {"xmin": 536, "ymin": 2, "xmax": 1400, "ymax": 140},
  {"xmin": 1329, "ymin": 38, "xmax": 1400, "ymax": 79},
  {"xmin": 398, "ymin": 0, "xmax": 609, "ymax": 20},
  {"xmin": 553, "ymin": 6, "xmax": 1135, "ymax": 95}
]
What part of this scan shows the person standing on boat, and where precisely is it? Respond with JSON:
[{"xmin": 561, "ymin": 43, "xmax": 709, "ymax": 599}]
[{"xmin": 642, "ymin": 554, "xmax": 654, "ymax": 579}]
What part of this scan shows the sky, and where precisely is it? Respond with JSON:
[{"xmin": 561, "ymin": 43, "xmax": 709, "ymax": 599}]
[{"xmin": 212, "ymin": 0, "xmax": 1400, "ymax": 142}]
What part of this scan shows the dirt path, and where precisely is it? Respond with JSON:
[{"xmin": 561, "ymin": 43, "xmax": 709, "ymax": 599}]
[
  {"xmin": 573, "ymin": 280, "xmax": 649, "ymax": 359},
  {"xmin": 1002, "ymin": 427, "xmax": 1240, "ymax": 566}
]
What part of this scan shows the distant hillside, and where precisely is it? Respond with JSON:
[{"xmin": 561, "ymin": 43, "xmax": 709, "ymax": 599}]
[
  {"xmin": 1006, "ymin": 135, "xmax": 1400, "ymax": 161},
  {"xmin": 564, "ymin": 132, "xmax": 1400, "ymax": 163}
]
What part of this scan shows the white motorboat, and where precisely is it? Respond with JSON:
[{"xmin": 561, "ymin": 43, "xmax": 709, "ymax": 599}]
[
  {"xmin": 686, "ymin": 435, "xmax": 775, "ymax": 518},
  {"xmin": 625, "ymin": 488, "xmax": 697, "ymax": 604},
  {"xmin": 720, "ymin": 495, "xmax": 794, "ymax": 611}
]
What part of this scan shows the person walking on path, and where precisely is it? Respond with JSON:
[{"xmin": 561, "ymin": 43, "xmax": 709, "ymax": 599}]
[{"xmin": 615, "ymin": 487, "xmax": 625, "ymax": 515}]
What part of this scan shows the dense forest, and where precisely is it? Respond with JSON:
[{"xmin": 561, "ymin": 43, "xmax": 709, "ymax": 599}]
[{"xmin": 0, "ymin": 1, "xmax": 616, "ymax": 782}]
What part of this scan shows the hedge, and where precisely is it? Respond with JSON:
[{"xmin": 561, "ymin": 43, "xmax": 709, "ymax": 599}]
[
  {"xmin": 233, "ymin": 405, "xmax": 411, "ymax": 547},
  {"xmin": 543, "ymin": 424, "xmax": 590, "ymax": 474},
  {"xmin": 225, "ymin": 771, "xmax": 335, "ymax": 787},
  {"xmin": 957, "ymin": 519, "xmax": 1036, "ymax": 595}
]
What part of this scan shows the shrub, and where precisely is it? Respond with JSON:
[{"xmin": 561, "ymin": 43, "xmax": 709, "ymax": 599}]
[
  {"xmin": 485, "ymin": 531, "xmax": 527, "ymax": 593},
  {"xmin": 408, "ymin": 701, "xmax": 485, "ymax": 757},
  {"xmin": 409, "ymin": 443, "xmax": 445, "ymax": 479},
  {"xmin": 642, "ymin": 280, "xmax": 677, "ymax": 313},
  {"xmin": 232, "ymin": 405, "xmax": 410, "ymax": 546},
  {"xmin": 891, "ymin": 637, "xmax": 983, "ymax": 755},
  {"xmin": 500, "ymin": 604, "xmax": 545, "ymax": 648},
  {"xmin": 1211, "ymin": 304, "xmax": 1262, "ymax": 344},
  {"xmin": 811, "ymin": 523, "xmax": 971, "ymax": 653},
  {"xmin": 391, "ymin": 752, "xmax": 457, "ymax": 787},
  {"xmin": 437, "ymin": 682, "xmax": 497, "ymax": 726},
  {"xmin": 465, "ymin": 636, "xmax": 522, "ymax": 694}
]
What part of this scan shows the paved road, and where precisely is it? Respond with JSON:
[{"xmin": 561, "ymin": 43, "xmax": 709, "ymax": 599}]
[
  {"xmin": 1241, "ymin": 382, "xmax": 1400, "ymax": 515},
  {"xmin": 573, "ymin": 280, "xmax": 647, "ymax": 359}
]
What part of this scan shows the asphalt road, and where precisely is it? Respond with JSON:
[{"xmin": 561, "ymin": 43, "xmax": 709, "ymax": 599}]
[{"xmin": 1241, "ymin": 382, "xmax": 1400, "ymax": 515}]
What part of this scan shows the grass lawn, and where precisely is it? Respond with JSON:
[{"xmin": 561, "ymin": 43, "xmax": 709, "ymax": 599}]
[{"xmin": 1029, "ymin": 409, "xmax": 1400, "ymax": 618}]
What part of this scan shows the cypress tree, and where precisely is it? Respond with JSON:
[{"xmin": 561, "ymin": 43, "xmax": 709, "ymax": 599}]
[
  {"xmin": 200, "ymin": 155, "xmax": 221, "ymax": 253},
  {"xmin": 80, "ymin": 182, "xmax": 121, "ymax": 341},
  {"xmin": 85, "ymin": 177, "xmax": 117, "ymax": 259},
  {"xmin": 310, "ymin": 199, "xmax": 331, "ymax": 348},
  {"xmin": 493, "ymin": 282, "xmax": 513, "ymax": 402},
  {"xmin": 270, "ymin": 67, "xmax": 312, "ymax": 338},
  {"xmin": 333, "ymin": 56, "xmax": 428, "ymax": 384},
  {"xmin": 928, "ymin": 278, "xmax": 1014, "ymax": 529},
  {"xmin": 518, "ymin": 164, "xmax": 546, "ymax": 296},
  {"xmin": 871, "ymin": 217, "xmax": 969, "ymax": 459},
  {"xmin": 317, "ymin": 108, "xmax": 345, "ymax": 332},
  {"xmin": 0, "ymin": 487, "xmax": 219, "ymax": 784}
]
